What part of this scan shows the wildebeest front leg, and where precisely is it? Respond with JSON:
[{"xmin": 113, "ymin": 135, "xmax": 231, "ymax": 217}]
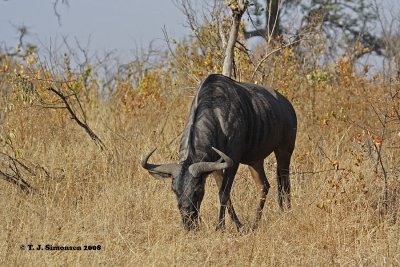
[
  {"xmin": 213, "ymin": 171, "xmax": 243, "ymax": 230},
  {"xmin": 216, "ymin": 164, "xmax": 239, "ymax": 230},
  {"xmin": 248, "ymin": 160, "xmax": 270, "ymax": 230}
]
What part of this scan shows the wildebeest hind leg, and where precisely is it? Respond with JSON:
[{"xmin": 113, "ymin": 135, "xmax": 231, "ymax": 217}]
[
  {"xmin": 248, "ymin": 160, "xmax": 270, "ymax": 230},
  {"xmin": 274, "ymin": 149, "xmax": 292, "ymax": 210}
]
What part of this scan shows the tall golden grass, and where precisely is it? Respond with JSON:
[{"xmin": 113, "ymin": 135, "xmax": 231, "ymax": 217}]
[{"xmin": 0, "ymin": 39, "xmax": 399, "ymax": 266}]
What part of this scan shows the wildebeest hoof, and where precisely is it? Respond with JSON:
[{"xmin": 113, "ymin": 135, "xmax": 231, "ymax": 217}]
[
  {"xmin": 215, "ymin": 223, "xmax": 226, "ymax": 231},
  {"xmin": 235, "ymin": 222, "xmax": 244, "ymax": 232}
]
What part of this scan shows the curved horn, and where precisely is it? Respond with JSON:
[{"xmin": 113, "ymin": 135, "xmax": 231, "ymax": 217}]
[
  {"xmin": 141, "ymin": 148, "xmax": 180, "ymax": 179},
  {"xmin": 188, "ymin": 147, "xmax": 234, "ymax": 177}
]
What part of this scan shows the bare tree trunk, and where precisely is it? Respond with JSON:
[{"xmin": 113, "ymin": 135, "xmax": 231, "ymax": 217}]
[
  {"xmin": 266, "ymin": 0, "xmax": 281, "ymax": 38},
  {"xmin": 243, "ymin": 0, "xmax": 280, "ymax": 40},
  {"xmin": 222, "ymin": 0, "xmax": 248, "ymax": 78}
]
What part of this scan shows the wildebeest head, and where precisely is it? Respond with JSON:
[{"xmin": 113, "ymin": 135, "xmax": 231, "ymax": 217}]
[{"xmin": 141, "ymin": 147, "xmax": 233, "ymax": 230}]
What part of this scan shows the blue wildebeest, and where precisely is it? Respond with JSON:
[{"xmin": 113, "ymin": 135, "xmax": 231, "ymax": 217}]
[{"xmin": 141, "ymin": 74, "xmax": 297, "ymax": 230}]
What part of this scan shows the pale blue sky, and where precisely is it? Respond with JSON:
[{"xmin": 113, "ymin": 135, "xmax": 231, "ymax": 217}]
[
  {"xmin": 0, "ymin": 0, "xmax": 190, "ymax": 58},
  {"xmin": 0, "ymin": 0, "xmax": 399, "ymax": 72}
]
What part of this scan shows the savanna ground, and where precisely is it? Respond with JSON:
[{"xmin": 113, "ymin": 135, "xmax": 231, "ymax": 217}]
[{"xmin": 1, "ymin": 17, "xmax": 400, "ymax": 266}]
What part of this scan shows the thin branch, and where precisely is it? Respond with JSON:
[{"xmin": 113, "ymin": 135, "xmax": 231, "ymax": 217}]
[
  {"xmin": 48, "ymin": 87, "xmax": 107, "ymax": 151},
  {"xmin": 251, "ymin": 37, "xmax": 303, "ymax": 80},
  {"xmin": 0, "ymin": 169, "xmax": 33, "ymax": 193},
  {"xmin": 0, "ymin": 152, "xmax": 35, "ymax": 194},
  {"xmin": 53, "ymin": 0, "xmax": 69, "ymax": 26},
  {"xmin": 372, "ymin": 104, "xmax": 389, "ymax": 213},
  {"xmin": 162, "ymin": 26, "xmax": 200, "ymax": 83},
  {"xmin": 291, "ymin": 167, "xmax": 345, "ymax": 176}
]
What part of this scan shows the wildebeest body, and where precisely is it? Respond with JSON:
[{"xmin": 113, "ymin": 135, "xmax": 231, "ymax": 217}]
[
  {"xmin": 180, "ymin": 74, "xmax": 296, "ymax": 165},
  {"xmin": 142, "ymin": 74, "xmax": 297, "ymax": 230}
]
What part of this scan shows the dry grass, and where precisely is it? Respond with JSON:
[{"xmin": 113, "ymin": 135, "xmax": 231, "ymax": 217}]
[
  {"xmin": 1, "ymin": 74, "xmax": 399, "ymax": 267},
  {"xmin": 0, "ymin": 30, "xmax": 399, "ymax": 265}
]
